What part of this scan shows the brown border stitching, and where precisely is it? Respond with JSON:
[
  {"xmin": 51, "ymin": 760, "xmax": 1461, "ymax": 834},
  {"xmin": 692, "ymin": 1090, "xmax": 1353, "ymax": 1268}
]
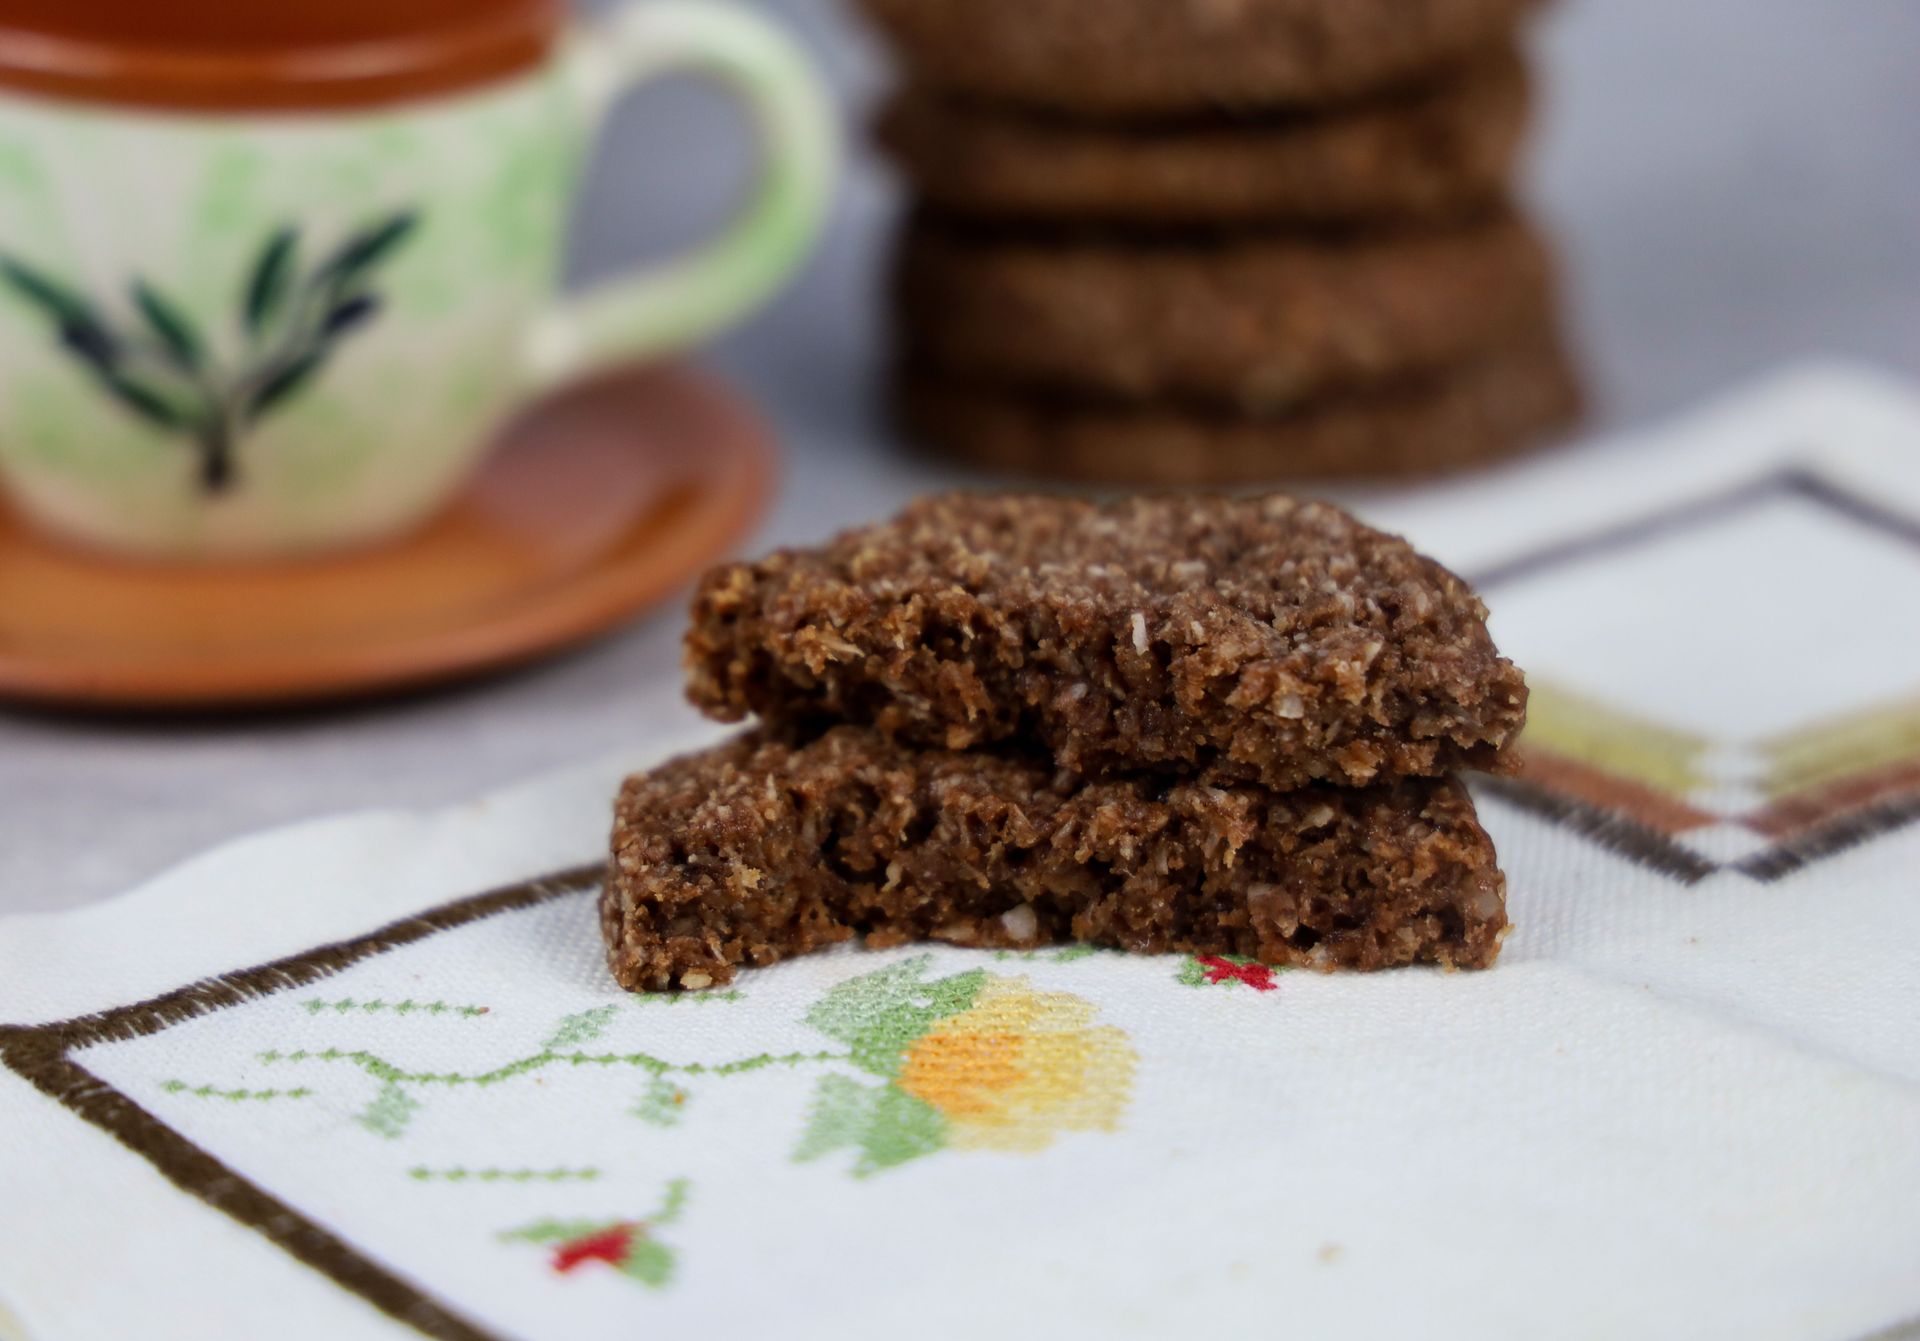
[
  {"xmin": 1737, "ymin": 792, "xmax": 1920, "ymax": 882},
  {"xmin": 1473, "ymin": 465, "xmax": 1920, "ymax": 881},
  {"xmin": 1478, "ymin": 778, "xmax": 1718, "ymax": 885},
  {"xmin": 1470, "ymin": 464, "xmax": 1920, "ymax": 592},
  {"xmin": 1750, "ymin": 760, "xmax": 1920, "ymax": 841},
  {"xmin": 1470, "ymin": 471, "xmax": 1792, "ymax": 591},
  {"xmin": 0, "ymin": 862, "xmax": 606, "ymax": 1341}
]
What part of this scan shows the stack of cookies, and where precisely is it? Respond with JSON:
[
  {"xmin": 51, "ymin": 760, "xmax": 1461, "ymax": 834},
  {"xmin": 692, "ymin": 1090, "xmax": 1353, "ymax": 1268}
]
[
  {"xmin": 858, "ymin": 0, "xmax": 1582, "ymax": 485},
  {"xmin": 602, "ymin": 494, "xmax": 1525, "ymax": 992}
]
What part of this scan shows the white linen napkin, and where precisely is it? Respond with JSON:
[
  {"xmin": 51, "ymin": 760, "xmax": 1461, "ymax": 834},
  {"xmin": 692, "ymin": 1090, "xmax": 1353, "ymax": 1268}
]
[{"xmin": 4, "ymin": 364, "xmax": 1918, "ymax": 1341}]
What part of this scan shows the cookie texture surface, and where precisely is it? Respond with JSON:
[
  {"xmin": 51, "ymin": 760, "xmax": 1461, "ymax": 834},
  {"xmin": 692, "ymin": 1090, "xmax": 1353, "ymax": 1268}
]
[
  {"xmin": 605, "ymin": 727, "xmax": 1507, "ymax": 991},
  {"xmin": 855, "ymin": 0, "xmax": 1535, "ymax": 115},
  {"xmin": 685, "ymin": 493, "xmax": 1528, "ymax": 789},
  {"xmin": 877, "ymin": 49, "xmax": 1528, "ymax": 226},
  {"xmin": 894, "ymin": 210, "xmax": 1555, "ymax": 408},
  {"xmin": 897, "ymin": 330, "xmax": 1580, "ymax": 486}
]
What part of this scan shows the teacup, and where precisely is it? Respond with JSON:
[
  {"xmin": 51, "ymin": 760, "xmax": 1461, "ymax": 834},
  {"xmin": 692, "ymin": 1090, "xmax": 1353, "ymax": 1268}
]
[{"xmin": 0, "ymin": 0, "xmax": 833, "ymax": 558}]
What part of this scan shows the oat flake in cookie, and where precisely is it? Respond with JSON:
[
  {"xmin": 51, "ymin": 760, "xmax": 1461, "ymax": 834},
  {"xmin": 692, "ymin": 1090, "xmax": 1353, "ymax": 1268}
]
[
  {"xmin": 603, "ymin": 727, "xmax": 1507, "ymax": 992},
  {"xmin": 685, "ymin": 494, "xmax": 1527, "ymax": 789}
]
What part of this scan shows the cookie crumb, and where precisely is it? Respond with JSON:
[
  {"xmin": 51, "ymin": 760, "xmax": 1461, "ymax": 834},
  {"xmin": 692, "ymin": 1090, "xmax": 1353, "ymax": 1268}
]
[{"xmin": 1000, "ymin": 903, "xmax": 1040, "ymax": 941}]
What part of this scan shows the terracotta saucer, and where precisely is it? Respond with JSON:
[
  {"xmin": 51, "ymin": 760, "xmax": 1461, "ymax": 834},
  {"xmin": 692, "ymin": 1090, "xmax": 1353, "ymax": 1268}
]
[{"xmin": 0, "ymin": 362, "xmax": 775, "ymax": 710}]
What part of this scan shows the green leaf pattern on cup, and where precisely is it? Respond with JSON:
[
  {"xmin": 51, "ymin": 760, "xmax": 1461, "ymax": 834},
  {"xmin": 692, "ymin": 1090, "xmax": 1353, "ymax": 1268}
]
[
  {"xmin": 0, "ymin": 209, "xmax": 417, "ymax": 494},
  {"xmin": 243, "ymin": 226, "xmax": 298, "ymax": 337}
]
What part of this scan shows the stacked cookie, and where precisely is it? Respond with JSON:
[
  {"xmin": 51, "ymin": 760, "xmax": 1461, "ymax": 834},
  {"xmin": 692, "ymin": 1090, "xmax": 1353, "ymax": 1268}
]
[
  {"xmin": 859, "ymin": 0, "xmax": 1581, "ymax": 485},
  {"xmin": 603, "ymin": 494, "xmax": 1525, "ymax": 992}
]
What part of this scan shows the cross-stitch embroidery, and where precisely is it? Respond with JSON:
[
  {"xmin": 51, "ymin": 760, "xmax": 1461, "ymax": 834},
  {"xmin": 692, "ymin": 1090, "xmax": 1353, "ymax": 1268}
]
[
  {"xmin": 1176, "ymin": 954, "xmax": 1282, "ymax": 992},
  {"xmin": 793, "ymin": 956, "xmax": 1137, "ymax": 1176},
  {"xmin": 502, "ymin": 1179, "xmax": 690, "ymax": 1290},
  {"xmin": 234, "ymin": 956, "xmax": 1136, "ymax": 1175}
]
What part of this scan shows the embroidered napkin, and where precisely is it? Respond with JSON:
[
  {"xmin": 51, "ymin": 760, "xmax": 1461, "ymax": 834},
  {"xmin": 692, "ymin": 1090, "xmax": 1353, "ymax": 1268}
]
[{"xmin": 4, "ymin": 365, "xmax": 1919, "ymax": 1341}]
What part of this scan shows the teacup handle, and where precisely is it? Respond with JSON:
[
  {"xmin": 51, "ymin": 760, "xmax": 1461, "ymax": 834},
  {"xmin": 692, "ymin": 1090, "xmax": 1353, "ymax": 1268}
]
[{"xmin": 524, "ymin": 0, "xmax": 837, "ymax": 384}]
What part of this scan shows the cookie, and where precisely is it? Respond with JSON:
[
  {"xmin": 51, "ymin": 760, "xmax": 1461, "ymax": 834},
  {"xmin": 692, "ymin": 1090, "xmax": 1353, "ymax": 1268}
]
[
  {"xmin": 604, "ymin": 726, "xmax": 1508, "ymax": 991},
  {"xmin": 893, "ymin": 209, "xmax": 1556, "ymax": 409},
  {"xmin": 896, "ymin": 329, "xmax": 1580, "ymax": 486},
  {"xmin": 855, "ymin": 0, "xmax": 1536, "ymax": 116},
  {"xmin": 876, "ymin": 47, "xmax": 1528, "ymax": 226},
  {"xmin": 685, "ymin": 492, "xmax": 1528, "ymax": 790}
]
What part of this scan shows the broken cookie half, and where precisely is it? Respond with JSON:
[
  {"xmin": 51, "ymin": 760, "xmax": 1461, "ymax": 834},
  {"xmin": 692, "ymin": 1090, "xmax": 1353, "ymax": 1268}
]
[{"xmin": 603, "ymin": 725, "xmax": 1507, "ymax": 992}]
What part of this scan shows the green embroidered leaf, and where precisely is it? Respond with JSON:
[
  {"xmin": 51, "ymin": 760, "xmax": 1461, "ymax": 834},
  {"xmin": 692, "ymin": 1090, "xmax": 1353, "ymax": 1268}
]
[
  {"xmin": 803, "ymin": 956, "xmax": 984, "ymax": 1078},
  {"xmin": 544, "ymin": 1004, "xmax": 619, "ymax": 1050},
  {"xmin": 791, "ymin": 1073, "xmax": 947, "ymax": 1176},
  {"xmin": 131, "ymin": 280, "xmax": 203, "ymax": 371},
  {"xmin": 618, "ymin": 1239, "xmax": 674, "ymax": 1289},
  {"xmin": 357, "ymin": 1081, "xmax": 419, "ymax": 1139},
  {"xmin": 319, "ymin": 210, "xmax": 418, "ymax": 290},
  {"xmin": 502, "ymin": 1183, "xmax": 688, "ymax": 1287},
  {"xmin": 1174, "ymin": 957, "xmax": 1208, "ymax": 987},
  {"xmin": 792, "ymin": 1073, "xmax": 873, "ymax": 1163},
  {"xmin": 246, "ymin": 349, "xmax": 326, "ymax": 420},
  {"xmin": 631, "ymin": 1075, "xmax": 689, "ymax": 1127},
  {"xmin": 855, "ymin": 1085, "xmax": 946, "ymax": 1176},
  {"xmin": 243, "ymin": 226, "xmax": 298, "ymax": 336},
  {"xmin": 653, "ymin": 1177, "xmax": 690, "ymax": 1227},
  {"xmin": 0, "ymin": 255, "xmax": 95, "ymax": 328}
]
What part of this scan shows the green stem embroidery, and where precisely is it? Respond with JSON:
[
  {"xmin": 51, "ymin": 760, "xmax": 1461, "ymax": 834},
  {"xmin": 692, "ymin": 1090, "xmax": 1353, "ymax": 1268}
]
[
  {"xmin": 994, "ymin": 945, "xmax": 1103, "ymax": 964},
  {"xmin": 544, "ymin": 1005, "xmax": 619, "ymax": 1049},
  {"xmin": 655, "ymin": 1178, "xmax": 690, "ymax": 1226},
  {"xmin": 241, "ymin": 999, "xmax": 848, "ymax": 1140},
  {"xmin": 302, "ymin": 997, "xmax": 491, "ymax": 1018},
  {"xmin": 160, "ymin": 1080, "xmax": 312, "ymax": 1102},
  {"xmin": 409, "ymin": 1167, "xmax": 600, "ymax": 1183},
  {"xmin": 259, "ymin": 1045, "xmax": 847, "ymax": 1087}
]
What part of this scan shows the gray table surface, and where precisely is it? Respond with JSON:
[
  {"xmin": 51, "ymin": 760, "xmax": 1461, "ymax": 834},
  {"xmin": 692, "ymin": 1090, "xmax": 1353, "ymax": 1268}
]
[{"xmin": 3, "ymin": 0, "xmax": 1917, "ymax": 914}]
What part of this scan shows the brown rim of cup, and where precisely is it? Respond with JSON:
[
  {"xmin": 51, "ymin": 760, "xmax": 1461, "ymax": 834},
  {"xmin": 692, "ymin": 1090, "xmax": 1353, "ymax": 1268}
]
[{"xmin": 0, "ymin": 0, "xmax": 567, "ymax": 113}]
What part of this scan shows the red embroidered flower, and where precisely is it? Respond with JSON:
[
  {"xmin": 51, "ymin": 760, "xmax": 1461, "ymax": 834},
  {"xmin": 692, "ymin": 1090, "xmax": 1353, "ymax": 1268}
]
[
  {"xmin": 551, "ymin": 1224, "xmax": 637, "ymax": 1273},
  {"xmin": 503, "ymin": 1181, "xmax": 687, "ymax": 1290},
  {"xmin": 1196, "ymin": 955, "xmax": 1278, "ymax": 992}
]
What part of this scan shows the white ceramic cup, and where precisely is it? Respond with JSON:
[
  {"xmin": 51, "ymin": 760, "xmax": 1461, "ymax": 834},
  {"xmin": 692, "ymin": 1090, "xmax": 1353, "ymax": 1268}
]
[{"xmin": 0, "ymin": 1, "xmax": 835, "ymax": 558}]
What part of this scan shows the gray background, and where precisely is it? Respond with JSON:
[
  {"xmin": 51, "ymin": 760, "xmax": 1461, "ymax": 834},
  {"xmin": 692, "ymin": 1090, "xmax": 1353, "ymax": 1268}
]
[{"xmin": 3, "ymin": 0, "xmax": 1917, "ymax": 913}]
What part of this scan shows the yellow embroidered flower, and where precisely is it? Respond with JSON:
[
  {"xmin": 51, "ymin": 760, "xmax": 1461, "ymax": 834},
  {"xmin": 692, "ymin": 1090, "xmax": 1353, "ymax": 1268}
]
[{"xmin": 895, "ymin": 976, "xmax": 1136, "ymax": 1153}]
